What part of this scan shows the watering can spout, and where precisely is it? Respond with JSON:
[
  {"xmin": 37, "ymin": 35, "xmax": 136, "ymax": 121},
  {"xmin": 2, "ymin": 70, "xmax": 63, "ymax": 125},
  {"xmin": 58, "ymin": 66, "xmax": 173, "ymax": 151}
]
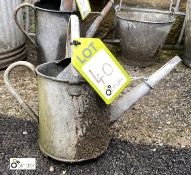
[{"xmin": 110, "ymin": 56, "xmax": 182, "ymax": 122}]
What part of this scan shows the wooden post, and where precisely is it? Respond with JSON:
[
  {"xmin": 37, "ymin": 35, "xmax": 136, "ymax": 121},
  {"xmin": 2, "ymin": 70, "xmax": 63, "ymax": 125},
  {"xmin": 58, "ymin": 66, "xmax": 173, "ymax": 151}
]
[
  {"xmin": 184, "ymin": 0, "xmax": 191, "ymax": 68},
  {"xmin": 86, "ymin": 0, "xmax": 114, "ymax": 38}
]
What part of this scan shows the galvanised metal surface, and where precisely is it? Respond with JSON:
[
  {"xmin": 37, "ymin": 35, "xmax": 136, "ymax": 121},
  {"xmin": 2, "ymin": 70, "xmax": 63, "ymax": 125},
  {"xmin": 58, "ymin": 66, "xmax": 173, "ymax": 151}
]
[
  {"xmin": 0, "ymin": 0, "xmax": 26, "ymax": 69},
  {"xmin": 116, "ymin": 9, "xmax": 175, "ymax": 67},
  {"xmin": 4, "ymin": 60, "xmax": 111, "ymax": 162},
  {"xmin": 14, "ymin": 2, "xmax": 78, "ymax": 65}
]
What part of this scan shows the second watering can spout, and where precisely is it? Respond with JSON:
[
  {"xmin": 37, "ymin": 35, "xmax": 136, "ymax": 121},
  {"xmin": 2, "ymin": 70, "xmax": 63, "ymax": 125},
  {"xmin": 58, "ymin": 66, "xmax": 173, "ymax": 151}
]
[{"xmin": 110, "ymin": 56, "xmax": 182, "ymax": 122}]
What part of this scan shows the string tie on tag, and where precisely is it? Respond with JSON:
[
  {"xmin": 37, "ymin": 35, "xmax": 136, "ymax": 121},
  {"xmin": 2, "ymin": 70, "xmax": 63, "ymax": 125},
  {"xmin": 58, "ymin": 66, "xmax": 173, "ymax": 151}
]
[{"xmin": 70, "ymin": 40, "xmax": 81, "ymax": 46}]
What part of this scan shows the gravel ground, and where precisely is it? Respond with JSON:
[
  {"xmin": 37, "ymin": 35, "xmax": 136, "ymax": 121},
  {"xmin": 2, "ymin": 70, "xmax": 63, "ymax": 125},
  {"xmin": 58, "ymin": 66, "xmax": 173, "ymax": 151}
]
[
  {"xmin": 0, "ymin": 44, "xmax": 38, "ymax": 120},
  {"xmin": 0, "ymin": 115, "xmax": 191, "ymax": 175}
]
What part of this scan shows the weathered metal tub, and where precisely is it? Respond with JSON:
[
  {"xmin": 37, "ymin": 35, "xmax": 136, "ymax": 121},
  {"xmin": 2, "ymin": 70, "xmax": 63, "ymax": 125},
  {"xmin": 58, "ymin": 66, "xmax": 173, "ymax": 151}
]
[
  {"xmin": 0, "ymin": 0, "xmax": 26, "ymax": 69},
  {"xmin": 116, "ymin": 9, "xmax": 175, "ymax": 67}
]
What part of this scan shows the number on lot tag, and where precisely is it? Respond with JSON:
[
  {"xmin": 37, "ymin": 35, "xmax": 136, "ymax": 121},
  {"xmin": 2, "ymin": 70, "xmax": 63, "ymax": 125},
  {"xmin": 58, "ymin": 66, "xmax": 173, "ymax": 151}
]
[
  {"xmin": 75, "ymin": 0, "xmax": 91, "ymax": 20},
  {"xmin": 72, "ymin": 38, "xmax": 132, "ymax": 104}
]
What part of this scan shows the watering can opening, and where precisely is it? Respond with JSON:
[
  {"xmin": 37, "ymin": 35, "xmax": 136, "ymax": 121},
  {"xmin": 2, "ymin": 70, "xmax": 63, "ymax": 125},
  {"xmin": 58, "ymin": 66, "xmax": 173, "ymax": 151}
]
[
  {"xmin": 36, "ymin": 58, "xmax": 72, "ymax": 82},
  {"xmin": 34, "ymin": 0, "xmax": 61, "ymax": 11},
  {"xmin": 36, "ymin": 58, "xmax": 86, "ymax": 84},
  {"xmin": 34, "ymin": 0, "xmax": 76, "ymax": 13}
]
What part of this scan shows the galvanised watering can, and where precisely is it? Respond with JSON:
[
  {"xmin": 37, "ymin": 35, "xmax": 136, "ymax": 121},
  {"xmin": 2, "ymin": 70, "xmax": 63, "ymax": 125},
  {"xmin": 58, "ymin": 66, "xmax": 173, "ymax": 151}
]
[
  {"xmin": 4, "ymin": 56, "xmax": 182, "ymax": 162},
  {"xmin": 4, "ymin": 59, "xmax": 111, "ymax": 162},
  {"xmin": 14, "ymin": 0, "xmax": 114, "ymax": 65},
  {"xmin": 14, "ymin": 1, "xmax": 78, "ymax": 65}
]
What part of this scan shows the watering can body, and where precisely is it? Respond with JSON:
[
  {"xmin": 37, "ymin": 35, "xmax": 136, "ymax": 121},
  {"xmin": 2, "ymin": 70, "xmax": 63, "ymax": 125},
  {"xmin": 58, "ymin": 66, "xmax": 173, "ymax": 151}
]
[
  {"xmin": 14, "ymin": 2, "xmax": 80, "ymax": 65},
  {"xmin": 4, "ymin": 61, "xmax": 111, "ymax": 162}
]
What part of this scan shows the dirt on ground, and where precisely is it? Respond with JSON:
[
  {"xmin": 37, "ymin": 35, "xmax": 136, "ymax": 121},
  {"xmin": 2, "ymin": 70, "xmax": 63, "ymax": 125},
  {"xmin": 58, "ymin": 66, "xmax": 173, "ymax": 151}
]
[{"xmin": 0, "ymin": 115, "xmax": 191, "ymax": 175}]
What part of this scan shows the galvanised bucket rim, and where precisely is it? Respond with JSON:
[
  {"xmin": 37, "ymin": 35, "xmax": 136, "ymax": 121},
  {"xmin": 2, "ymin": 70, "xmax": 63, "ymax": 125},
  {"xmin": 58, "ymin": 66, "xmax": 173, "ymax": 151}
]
[
  {"xmin": 34, "ymin": 1, "xmax": 77, "ymax": 14},
  {"xmin": 116, "ymin": 10, "xmax": 175, "ymax": 24}
]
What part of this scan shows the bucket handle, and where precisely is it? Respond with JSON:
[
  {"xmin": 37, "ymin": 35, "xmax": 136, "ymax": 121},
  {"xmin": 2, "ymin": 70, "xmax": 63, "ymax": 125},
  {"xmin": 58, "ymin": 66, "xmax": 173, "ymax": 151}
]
[
  {"xmin": 4, "ymin": 61, "xmax": 38, "ymax": 123},
  {"xmin": 14, "ymin": 3, "xmax": 38, "ymax": 48}
]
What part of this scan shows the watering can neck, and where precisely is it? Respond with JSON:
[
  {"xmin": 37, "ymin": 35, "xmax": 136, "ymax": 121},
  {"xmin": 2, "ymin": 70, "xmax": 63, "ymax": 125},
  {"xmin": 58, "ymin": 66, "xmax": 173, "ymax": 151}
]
[{"xmin": 110, "ymin": 56, "xmax": 182, "ymax": 122}]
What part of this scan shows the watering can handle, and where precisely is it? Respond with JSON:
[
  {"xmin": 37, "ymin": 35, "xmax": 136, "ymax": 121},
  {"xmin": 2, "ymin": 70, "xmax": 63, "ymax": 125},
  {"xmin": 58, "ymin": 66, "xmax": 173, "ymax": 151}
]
[
  {"xmin": 4, "ymin": 61, "xmax": 38, "ymax": 123},
  {"xmin": 14, "ymin": 3, "xmax": 38, "ymax": 48}
]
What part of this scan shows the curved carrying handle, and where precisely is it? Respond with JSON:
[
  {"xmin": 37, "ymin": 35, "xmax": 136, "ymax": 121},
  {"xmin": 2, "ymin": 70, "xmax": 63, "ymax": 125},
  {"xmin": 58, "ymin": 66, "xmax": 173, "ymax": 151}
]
[
  {"xmin": 14, "ymin": 3, "xmax": 38, "ymax": 48},
  {"xmin": 4, "ymin": 61, "xmax": 38, "ymax": 123}
]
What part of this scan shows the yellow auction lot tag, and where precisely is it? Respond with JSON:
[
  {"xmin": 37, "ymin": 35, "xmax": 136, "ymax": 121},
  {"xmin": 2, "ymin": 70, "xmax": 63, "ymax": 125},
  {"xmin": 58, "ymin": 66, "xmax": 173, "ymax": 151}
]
[
  {"xmin": 75, "ymin": 0, "xmax": 91, "ymax": 20},
  {"xmin": 72, "ymin": 38, "xmax": 132, "ymax": 104}
]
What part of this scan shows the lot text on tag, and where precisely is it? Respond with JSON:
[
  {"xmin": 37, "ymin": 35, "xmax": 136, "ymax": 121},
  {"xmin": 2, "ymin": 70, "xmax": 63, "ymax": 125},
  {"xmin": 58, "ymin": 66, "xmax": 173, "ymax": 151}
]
[{"xmin": 72, "ymin": 38, "xmax": 132, "ymax": 104}]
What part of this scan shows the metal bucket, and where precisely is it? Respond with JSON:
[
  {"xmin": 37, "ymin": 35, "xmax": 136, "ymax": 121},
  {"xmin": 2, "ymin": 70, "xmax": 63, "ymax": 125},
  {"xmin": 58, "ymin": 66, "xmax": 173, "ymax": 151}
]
[
  {"xmin": 0, "ymin": 0, "xmax": 26, "ymax": 69},
  {"xmin": 116, "ymin": 9, "xmax": 175, "ymax": 67},
  {"xmin": 14, "ymin": 2, "xmax": 79, "ymax": 64},
  {"xmin": 4, "ymin": 60, "xmax": 111, "ymax": 162}
]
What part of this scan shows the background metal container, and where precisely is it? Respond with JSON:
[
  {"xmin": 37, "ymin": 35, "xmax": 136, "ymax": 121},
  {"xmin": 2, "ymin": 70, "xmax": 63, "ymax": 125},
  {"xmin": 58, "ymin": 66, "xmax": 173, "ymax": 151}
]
[
  {"xmin": 0, "ymin": 0, "xmax": 26, "ymax": 69},
  {"xmin": 116, "ymin": 9, "xmax": 175, "ymax": 67},
  {"xmin": 14, "ymin": 2, "xmax": 77, "ymax": 65}
]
